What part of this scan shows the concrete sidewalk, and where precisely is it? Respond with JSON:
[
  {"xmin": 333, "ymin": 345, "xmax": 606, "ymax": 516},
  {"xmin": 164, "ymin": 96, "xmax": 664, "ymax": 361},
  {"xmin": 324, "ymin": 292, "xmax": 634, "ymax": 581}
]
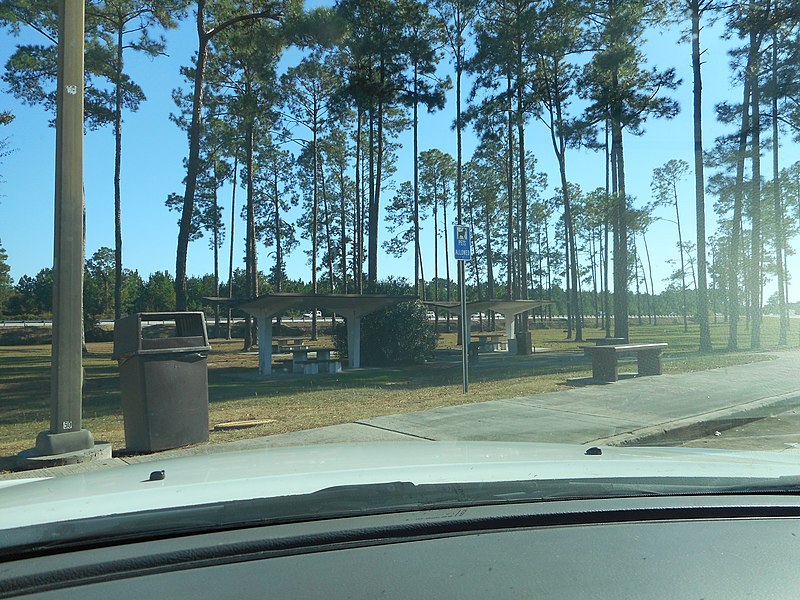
[
  {"xmin": 359, "ymin": 350, "xmax": 800, "ymax": 447},
  {"xmin": 4, "ymin": 349, "xmax": 800, "ymax": 480}
]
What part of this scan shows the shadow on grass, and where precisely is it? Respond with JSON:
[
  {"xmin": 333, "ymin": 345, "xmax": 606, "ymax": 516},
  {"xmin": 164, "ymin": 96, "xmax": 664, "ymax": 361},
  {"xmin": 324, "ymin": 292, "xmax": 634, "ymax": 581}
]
[
  {"xmin": 0, "ymin": 355, "xmax": 53, "ymax": 374},
  {"xmin": 203, "ymin": 353, "xmax": 598, "ymax": 405},
  {"xmin": 0, "ymin": 353, "xmax": 123, "ymax": 425}
]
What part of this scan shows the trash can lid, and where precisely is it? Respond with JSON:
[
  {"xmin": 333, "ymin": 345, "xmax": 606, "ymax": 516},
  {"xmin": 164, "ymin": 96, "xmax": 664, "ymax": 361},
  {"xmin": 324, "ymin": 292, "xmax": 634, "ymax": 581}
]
[{"xmin": 113, "ymin": 312, "xmax": 210, "ymax": 359}]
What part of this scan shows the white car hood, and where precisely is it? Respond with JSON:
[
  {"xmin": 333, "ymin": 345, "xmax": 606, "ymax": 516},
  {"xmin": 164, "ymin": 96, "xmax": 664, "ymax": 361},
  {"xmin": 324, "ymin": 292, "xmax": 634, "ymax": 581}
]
[{"xmin": 1, "ymin": 441, "xmax": 799, "ymax": 530}]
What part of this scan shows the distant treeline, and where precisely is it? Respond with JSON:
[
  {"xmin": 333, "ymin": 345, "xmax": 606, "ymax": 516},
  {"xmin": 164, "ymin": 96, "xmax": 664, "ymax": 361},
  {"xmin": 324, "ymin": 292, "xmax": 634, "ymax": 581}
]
[{"xmin": 5, "ymin": 245, "xmax": 796, "ymax": 327}]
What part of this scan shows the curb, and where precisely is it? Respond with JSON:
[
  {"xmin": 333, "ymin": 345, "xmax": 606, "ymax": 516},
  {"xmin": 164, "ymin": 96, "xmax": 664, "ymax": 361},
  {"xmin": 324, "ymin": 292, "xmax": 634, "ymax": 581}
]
[{"xmin": 591, "ymin": 390, "xmax": 800, "ymax": 447}]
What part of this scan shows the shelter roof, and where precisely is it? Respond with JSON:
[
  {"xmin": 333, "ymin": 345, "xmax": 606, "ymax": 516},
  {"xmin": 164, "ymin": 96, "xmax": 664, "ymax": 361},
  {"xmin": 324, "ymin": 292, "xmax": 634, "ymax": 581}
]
[
  {"xmin": 236, "ymin": 293, "xmax": 418, "ymax": 318},
  {"xmin": 424, "ymin": 299, "xmax": 553, "ymax": 316}
]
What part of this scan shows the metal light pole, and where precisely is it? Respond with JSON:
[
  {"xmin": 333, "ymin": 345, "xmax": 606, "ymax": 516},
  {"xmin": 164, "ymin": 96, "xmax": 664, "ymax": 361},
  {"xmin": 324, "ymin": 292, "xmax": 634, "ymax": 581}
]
[
  {"xmin": 459, "ymin": 260, "xmax": 468, "ymax": 393},
  {"xmin": 454, "ymin": 225, "xmax": 471, "ymax": 394},
  {"xmin": 33, "ymin": 0, "xmax": 95, "ymax": 456}
]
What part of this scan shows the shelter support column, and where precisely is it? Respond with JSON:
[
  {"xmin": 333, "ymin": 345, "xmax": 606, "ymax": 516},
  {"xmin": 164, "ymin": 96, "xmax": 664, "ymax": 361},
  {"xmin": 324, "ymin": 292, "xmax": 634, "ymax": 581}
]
[
  {"xmin": 504, "ymin": 313, "xmax": 516, "ymax": 350},
  {"xmin": 345, "ymin": 312, "xmax": 361, "ymax": 369},
  {"xmin": 256, "ymin": 311, "xmax": 274, "ymax": 376}
]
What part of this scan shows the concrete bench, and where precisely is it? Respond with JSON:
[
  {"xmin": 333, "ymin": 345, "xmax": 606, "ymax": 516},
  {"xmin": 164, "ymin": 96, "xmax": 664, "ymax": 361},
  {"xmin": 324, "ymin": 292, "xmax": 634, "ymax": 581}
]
[
  {"xmin": 581, "ymin": 343, "xmax": 668, "ymax": 382},
  {"xmin": 587, "ymin": 337, "xmax": 627, "ymax": 346}
]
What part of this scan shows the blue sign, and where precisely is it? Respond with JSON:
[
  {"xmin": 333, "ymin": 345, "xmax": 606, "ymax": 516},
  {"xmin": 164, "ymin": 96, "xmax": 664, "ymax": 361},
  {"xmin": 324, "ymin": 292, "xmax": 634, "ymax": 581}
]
[{"xmin": 454, "ymin": 225, "xmax": 471, "ymax": 261}]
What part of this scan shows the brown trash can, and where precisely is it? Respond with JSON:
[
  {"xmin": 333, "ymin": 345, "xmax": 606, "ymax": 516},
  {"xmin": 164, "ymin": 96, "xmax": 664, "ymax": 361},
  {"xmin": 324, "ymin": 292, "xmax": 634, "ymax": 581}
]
[
  {"xmin": 113, "ymin": 312, "xmax": 211, "ymax": 452},
  {"xmin": 515, "ymin": 330, "xmax": 532, "ymax": 355}
]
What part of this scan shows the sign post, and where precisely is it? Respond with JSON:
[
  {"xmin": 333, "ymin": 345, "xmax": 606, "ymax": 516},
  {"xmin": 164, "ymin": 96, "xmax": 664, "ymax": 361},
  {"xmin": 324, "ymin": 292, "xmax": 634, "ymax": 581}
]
[{"xmin": 454, "ymin": 224, "xmax": 471, "ymax": 394}]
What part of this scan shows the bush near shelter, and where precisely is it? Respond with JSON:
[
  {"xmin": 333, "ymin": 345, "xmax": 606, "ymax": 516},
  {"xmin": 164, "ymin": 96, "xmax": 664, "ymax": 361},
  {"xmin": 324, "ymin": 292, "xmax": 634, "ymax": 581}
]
[{"xmin": 333, "ymin": 301, "xmax": 437, "ymax": 366}]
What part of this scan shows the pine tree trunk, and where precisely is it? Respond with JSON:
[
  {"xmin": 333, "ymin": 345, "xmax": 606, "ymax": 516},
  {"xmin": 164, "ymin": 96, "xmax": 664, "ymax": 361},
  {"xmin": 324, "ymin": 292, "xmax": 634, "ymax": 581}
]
[
  {"xmin": 455, "ymin": 55, "xmax": 464, "ymax": 345},
  {"xmin": 212, "ymin": 172, "xmax": 220, "ymax": 338},
  {"xmin": 227, "ymin": 155, "xmax": 237, "ymax": 340},
  {"xmin": 176, "ymin": 4, "xmax": 208, "ymax": 311},
  {"xmin": 772, "ymin": 33, "xmax": 788, "ymax": 345},
  {"xmin": 320, "ymin": 155, "xmax": 335, "ymax": 292},
  {"xmin": 517, "ymin": 67, "xmax": 529, "ymax": 333},
  {"xmin": 338, "ymin": 156, "xmax": 348, "ymax": 294},
  {"xmin": 592, "ymin": 229, "xmax": 599, "ymax": 328},
  {"xmin": 727, "ymin": 69, "xmax": 752, "ymax": 350},
  {"xmin": 691, "ymin": 0, "xmax": 712, "ymax": 351},
  {"xmin": 434, "ymin": 187, "xmax": 439, "ymax": 303},
  {"xmin": 611, "ymin": 102, "xmax": 629, "ymax": 341},
  {"xmin": 354, "ymin": 107, "xmax": 363, "ymax": 294},
  {"xmin": 642, "ymin": 232, "xmax": 656, "ymax": 325},
  {"xmin": 274, "ymin": 171, "xmax": 282, "ymax": 294},
  {"xmin": 368, "ymin": 93, "xmax": 384, "ymax": 290},
  {"xmin": 485, "ymin": 199, "xmax": 495, "ymax": 302},
  {"xmin": 244, "ymin": 122, "xmax": 257, "ymax": 351},
  {"xmin": 444, "ymin": 190, "xmax": 451, "ymax": 303},
  {"xmin": 311, "ymin": 116, "xmax": 319, "ymax": 340},
  {"xmin": 603, "ymin": 120, "xmax": 612, "ymax": 336},
  {"xmin": 506, "ymin": 72, "xmax": 514, "ymax": 301},
  {"xmin": 749, "ymin": 25, "xmax": 762, "ymax": 350},
  {"xmin": 674, "ymin": 185, "xmax": 689, "ymax": 333},
  {"xmin": 413, "ymin": 69, "xmax": 421, "ymax": 298}
]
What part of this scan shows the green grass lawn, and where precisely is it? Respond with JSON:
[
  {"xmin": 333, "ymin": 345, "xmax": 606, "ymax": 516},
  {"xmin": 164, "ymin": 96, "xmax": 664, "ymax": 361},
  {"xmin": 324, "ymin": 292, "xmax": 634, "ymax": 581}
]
[{"xmin": 0, "ymin": 317, "xmax": 791, "ymax": 466}]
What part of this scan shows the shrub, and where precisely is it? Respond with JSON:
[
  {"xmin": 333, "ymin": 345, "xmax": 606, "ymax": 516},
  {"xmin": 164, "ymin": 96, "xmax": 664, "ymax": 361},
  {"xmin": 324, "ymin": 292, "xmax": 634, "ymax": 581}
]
[{"xmin": 333, "ymin": 300, "xmax": 437, "ymax": 366}]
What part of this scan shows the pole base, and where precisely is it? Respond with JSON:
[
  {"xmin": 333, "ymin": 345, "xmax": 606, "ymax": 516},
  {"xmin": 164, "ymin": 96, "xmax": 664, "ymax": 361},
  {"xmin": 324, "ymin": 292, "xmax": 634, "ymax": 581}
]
[
  {"xmin": 17, "ymin": 439, "xmax": 112, "ymax": 471},
  {"xmin": 33, "ymin": 429, "xmax": 95, "ymax": 455}
]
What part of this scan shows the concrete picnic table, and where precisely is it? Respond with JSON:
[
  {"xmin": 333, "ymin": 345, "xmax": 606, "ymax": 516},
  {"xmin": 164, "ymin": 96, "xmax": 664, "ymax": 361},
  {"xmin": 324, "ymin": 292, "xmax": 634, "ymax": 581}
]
[
  {"xmin": 471, "ymin": 333, "xmax": 506, "ymax": 352},
  {"xmin": 473, "ymin": 333, "xmax": 502, "ymax": 342},
  {"xmin": 291, "ymin": 347, "xmax": 334, "ymax": 361},
  {"xmin": 273, "ymin": 338, "xmax": 307, "ymax": 351},
  {"xmin": 426, "ymin": 299, "xmax": 555, "ymax": 354},
  {"xmin": 292, "ymin": 347, "xmax": 339, "ymax": 374},
  {"xmin": 236, "ymin": 293, "xmax": 417, "ymax": 376}
]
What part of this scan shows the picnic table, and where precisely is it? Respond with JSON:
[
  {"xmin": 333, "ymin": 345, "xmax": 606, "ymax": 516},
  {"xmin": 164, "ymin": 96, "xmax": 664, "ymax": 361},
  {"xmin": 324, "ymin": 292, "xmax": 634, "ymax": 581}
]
[
  {"xmin": 581, "ymin": 343, "xmax": 668, "ymax": 382},
  {"xmin": 292, "ymin": 347, "xmax": 341, "ymax": 374},
  {"xmin": 273, "ymin": 338, "xmax": 308, "ymax": 353},
  {"xmin": 275, "ymin": 337, "xmax": 305, "ymax": 347},
  {"xmin": 471, "ymin": 333, "xmax": 507, "ymax": 352},
  {"xmin": 468, "ymin": 333, "xmax": 509, "ymax": 361}
]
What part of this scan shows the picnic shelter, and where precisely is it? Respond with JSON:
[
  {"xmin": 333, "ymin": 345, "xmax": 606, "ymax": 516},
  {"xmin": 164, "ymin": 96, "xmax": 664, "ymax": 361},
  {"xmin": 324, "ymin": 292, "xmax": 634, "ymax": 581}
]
[
  {"xmin": 425, "ymin": 299, "xmax": 555, "ymax": 350},
  {"xmin": 236, "ymin": 293, "xmax": 417, "ymax": 376}
]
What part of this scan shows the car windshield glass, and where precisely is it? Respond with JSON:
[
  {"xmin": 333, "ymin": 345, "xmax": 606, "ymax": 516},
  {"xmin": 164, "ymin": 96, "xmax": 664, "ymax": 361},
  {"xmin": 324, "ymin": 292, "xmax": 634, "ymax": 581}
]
[{"xmin": 1, "ymin": 0, "xmax": 800, "ymax": 529}]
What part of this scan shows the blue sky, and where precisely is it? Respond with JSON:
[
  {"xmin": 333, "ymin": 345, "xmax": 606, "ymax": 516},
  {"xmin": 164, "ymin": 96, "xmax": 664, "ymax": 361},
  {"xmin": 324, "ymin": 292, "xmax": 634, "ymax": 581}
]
[{"xmin": 1, "ymin": 7, "xmax": 798, "ymax": 301}]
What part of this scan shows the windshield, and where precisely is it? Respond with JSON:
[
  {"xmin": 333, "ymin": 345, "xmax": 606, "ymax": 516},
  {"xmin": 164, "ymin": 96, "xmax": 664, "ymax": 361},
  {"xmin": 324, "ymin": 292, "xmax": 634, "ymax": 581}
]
[{"xmin": 1, "ymin": 0, "xmax": 800, "ymax": 523}]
